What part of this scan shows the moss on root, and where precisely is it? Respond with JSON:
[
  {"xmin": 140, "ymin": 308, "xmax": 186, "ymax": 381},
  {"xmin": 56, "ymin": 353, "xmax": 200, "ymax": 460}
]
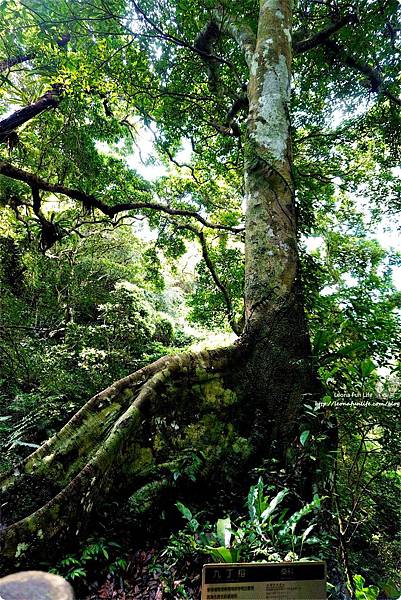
[
  {"xmin": 0, "ymin": 338, "xmax": 317, "ymax": 570},
  {"xmin": 0, "ymin": 347, "xmax": 241, "ymax": 566}
]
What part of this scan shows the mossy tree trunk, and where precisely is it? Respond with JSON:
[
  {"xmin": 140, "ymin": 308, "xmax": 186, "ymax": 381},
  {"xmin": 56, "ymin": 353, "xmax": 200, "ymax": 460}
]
[
  {"xmin": 241, "ymin": 0, "xmax": 315, "ymax": 450},
  {"xmin": 0, "ymin": 0, "xmax": 320, "ymax": 568}
]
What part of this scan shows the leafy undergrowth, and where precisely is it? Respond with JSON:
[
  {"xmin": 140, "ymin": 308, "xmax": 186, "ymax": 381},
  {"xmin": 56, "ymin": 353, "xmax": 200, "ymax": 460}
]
[
  {"xmin": 43, "ymin": 460, "xmax": 399, "ymax": 600},
  {"xmin": 47, "ymin": 470, "xmax": 397, "ymax": 600},
  {"xmin": 85, "ymin": 547, "xmax": 202, "ymax": 600},
  {"xmin": 59, "ymin": 478, "xmax": 329, "ymax": 599}
]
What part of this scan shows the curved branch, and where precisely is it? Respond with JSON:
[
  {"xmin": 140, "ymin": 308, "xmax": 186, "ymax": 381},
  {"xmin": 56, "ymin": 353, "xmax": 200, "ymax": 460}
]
[
  {"xmin": 30, "ymin": 185, "xmax": 62, "ymax": 251},
  {"xmin": 130, "ymin": 1, "xmax": 241, "ymax": 81},
  {"xmin": 0, "ymin": 53, "xmax": 35, "ymax": 73},
  {"xmin": 293, "ymin": 14, "xmax": 358, "ymax": 54},
  {"xmin": 162, "ymin": 147, "xmax": 201, "ymax": 183},
  {"xmin": 194, "ymin": 20, "xmax": 221, "ymax": 93},
  {"xmin": 0, "ymin": 85, "xmax": 62, "ymax": 143},
  {"xmin": 207, "ymin": 94, "xmax": 249, "ymax": 138},
  {"xmin": 198, "ymin": 230, "xmax": 242, "ymax": 335},
  {"xmin": 214, "ymin": 7, "xmax": 256, "ymax": 68},
  {"xmin": 0, "ymin": 34, "xmax": 70, "ymax": 74},
  {"xmin": 323, "ymin": 40, "xmax": 401, "ymax": 106},
  {"xmin": 176, "ymin": 222, "xmax": 242, "ymax": 335},
  {"xmin": 0, "ymin": 161, "xmax": 244, "ymax": 235},
  {"xmin": 210, "ymin": 120, "xmax": 241, "ymax": 137}
]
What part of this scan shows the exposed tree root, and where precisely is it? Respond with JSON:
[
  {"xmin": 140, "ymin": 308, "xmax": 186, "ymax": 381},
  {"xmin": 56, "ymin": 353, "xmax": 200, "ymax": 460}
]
[
  {"xmin": 0, "ymin": 346, "xmax": 241, "ymax": 566},
  {"xmin": 0, "ymin": 303, "xmax": 320, "ymax": 572}
]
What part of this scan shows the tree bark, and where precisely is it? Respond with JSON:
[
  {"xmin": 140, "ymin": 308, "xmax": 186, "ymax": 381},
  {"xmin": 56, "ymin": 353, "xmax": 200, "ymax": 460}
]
[
  {"xmin": 240, "ymin": 0, "xmax": 315, "ymax": 450},
  {"xmin": 244, "ymin": 0, "xmax": 295, "ymax": 324}
]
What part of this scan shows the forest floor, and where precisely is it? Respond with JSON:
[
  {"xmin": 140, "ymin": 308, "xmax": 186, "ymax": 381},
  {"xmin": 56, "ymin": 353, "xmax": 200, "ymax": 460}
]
[{"xmin": 85, "ymin": 547, "xmax": 202, "ymax": 600}]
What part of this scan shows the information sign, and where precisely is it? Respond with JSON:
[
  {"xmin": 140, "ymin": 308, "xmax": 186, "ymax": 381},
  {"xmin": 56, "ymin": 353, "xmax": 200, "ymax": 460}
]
[{"xmin": 201, "ymin": 561, "xmax": 326, "ymax": 599}]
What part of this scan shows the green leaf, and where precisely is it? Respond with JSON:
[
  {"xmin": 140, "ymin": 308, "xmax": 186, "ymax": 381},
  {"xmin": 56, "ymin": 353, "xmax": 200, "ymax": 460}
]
[
  {"xmin": 248, "ymin": 477, "xmax": 267, "ymax": 521},
  {"xmin": 301, "ymin": 523, "xmax": 315, "ymax": 541},
  {"xmin": 352, "ymin": 575, "xmax": 380, "ymax": 600},
  {"xmin": 67, "ymin": 567, "xmax": 87, "ymax": 580},
  {"xmin": 198, "ymin": 533, "xmax": 209, "ymax": 547},
  {"xmin": 216, "ymin": 517, "xmax": 232, "ymax": 548},
  {"xmin": 313, "ymin": 329, "xmax": 331, "ymax": 353},
  {"xmin": 360, "ymin": 358, "xmax": 376, "ymax": 378},
  {"xmin": 260, "ymin": 488, "xmax": 289, "ymax": 522},
  {"xmin": 188, "ymin": 518, "xmax": 199, "ymax": 532},
  {"xmin": 61, "ymin": 556, "xmax": 80, "ymax": 566},
  {"xmin": 336, "ymin": 341, "xmax": 367, "ymax": 356},
  {"xmin": 176, "ymin": 501, "xmax": 192, "ymax": 521},
  {"xmin": 278, "ymin": 494, "xmax": 324, "ymax": 539},
  {"xmin": 206, "ymin": 546, "xmax": 239, "ymax": 563},
  {"xmin": 300, "ymin": 430, "xmax": 310, "ymax": 446}
]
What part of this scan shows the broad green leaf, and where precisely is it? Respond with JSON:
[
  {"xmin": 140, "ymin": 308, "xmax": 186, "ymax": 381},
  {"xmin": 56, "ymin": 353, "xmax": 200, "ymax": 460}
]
[
  {"xmin": 260, "ymin": 488, "xmax": 289, "ymax": 522},
  {"xmin": 360, "ymin": 358, "xmax": 376, "ymax": 378},
  {"xmin": 206, "ymin": 546, "xmax": 238, "ymax": 563},
  {"xmin": 300, "ymin": 430, "xmax": 310, "ymax": 446},
  {"xmin": 313, "ymin": 329, "xmax": 331, "ymax": 353},
  {"xmin": 176, "ymin": 501, "xmax": 192, "ymax": 521},
  {"xmin": 248, "ymin": 477, "xmax": 268, "ymax": 521},
  {"xmin": 216, "ymin": 517, "xmax": 232, "ymax": 548},
  {"xmin": 278, "ymin": 494, "xmax": 323, "ymax": 539}
]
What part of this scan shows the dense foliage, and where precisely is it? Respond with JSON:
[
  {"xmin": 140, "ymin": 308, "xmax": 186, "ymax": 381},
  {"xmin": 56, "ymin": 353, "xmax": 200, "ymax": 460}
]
[{"xmin": 0, "ymin": 219, "xmax": 193, "ymax": 470}]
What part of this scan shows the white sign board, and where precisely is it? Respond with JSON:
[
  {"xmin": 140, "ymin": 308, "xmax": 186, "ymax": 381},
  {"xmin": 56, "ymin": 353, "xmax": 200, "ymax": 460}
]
[{"xmin": 202, "ymin": 561, "xmax": 326, "ymax": 600}]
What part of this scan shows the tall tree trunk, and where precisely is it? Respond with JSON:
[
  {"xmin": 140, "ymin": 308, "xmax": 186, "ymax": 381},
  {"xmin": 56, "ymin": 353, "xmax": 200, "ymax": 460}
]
[{"xmin": 241, "ymin": 0, "xmax": 315, "ymax": 451}]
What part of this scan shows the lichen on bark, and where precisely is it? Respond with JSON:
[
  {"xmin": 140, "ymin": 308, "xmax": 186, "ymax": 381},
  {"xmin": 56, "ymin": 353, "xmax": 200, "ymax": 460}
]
[{"xmin": 244, "ymin": 0, "xmax": 296, "ymax": 326}]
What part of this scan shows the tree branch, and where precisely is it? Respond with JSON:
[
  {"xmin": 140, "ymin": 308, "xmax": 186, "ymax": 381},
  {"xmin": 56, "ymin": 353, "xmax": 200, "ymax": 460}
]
[
  {"xmin": 324, "ymin": 40, "xmax": 401, "ymax": 106},
  {"xmin": 194, "ymin": 20, "xmax": 221, "ymax": 93},
  {"xmin": 207, "ymin": 94, "xmax": 249, "ymax": 138},
  {"xmin": 198, "ymin": 230, "xmax": 242, "ymax": 335},
  {"xmin": 0, "ymin": 34, "xmax": 70, "ymax": 73},
  {"xmin": 0, "ymin": 53, "xmax": 35, "ymax": 74},
  {"xmin": 130, "ymin": 1, "xmax": 241, "ymax": 82},
  {"xmin": 215, "ymin": 7, "xmax": 256, "ymax": 68},
  {"xmin": 210, "ymin": 120, "xmax": 240, "ymax": 137},
  {"xmin": 176, "ymin": 222, "xmax": 242, "ymax": 335},
  {"xmin": 30, "ymin": 185, "xmax": 62, "ymax": 251},
  {"xmin": 0, "ymin": 161, "xmax": 244, "ymax": 235},
  {"xmin": 225, "ymin": 94, "xmax": 248, "ymax": 136},
  {"xmin": 0, "ymin": 85, "xmax": 62, "ymax": 143},
  {"xmin": 162, "ymin": 147, "xmax": 201, "ymax": 183},
  {"xmin": 226, "ymin": 95, "xmax": 248, "ymax": 122},
  {"xmin": 293, "ymin": 14, "xmax": 358, "ymax": 54}
]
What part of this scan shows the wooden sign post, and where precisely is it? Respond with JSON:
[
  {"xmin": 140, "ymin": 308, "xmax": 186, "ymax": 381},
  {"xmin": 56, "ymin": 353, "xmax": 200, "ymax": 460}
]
[{"xmin": 202, "ymin": 561, "xmax": 326, "ymax": 599}]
